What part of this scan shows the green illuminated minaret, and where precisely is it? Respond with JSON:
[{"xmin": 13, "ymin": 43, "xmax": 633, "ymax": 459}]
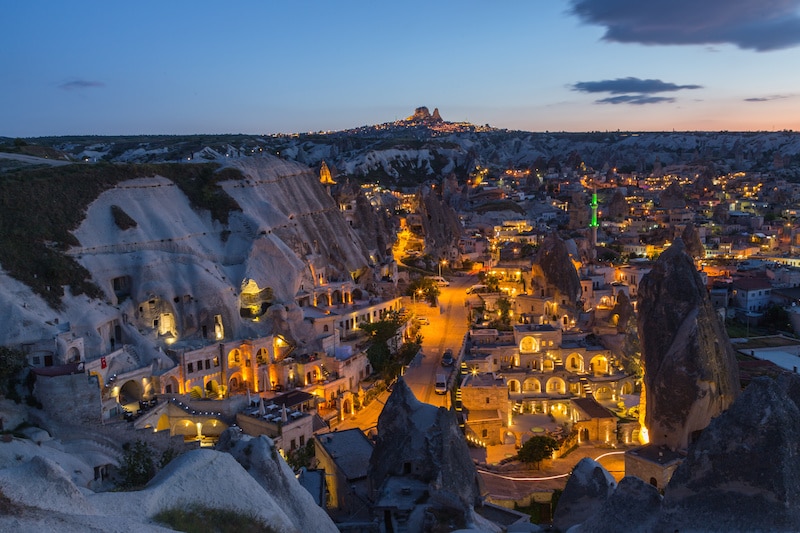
[{"xmin": 590, "ymin": 188, "xmax": 598, "ymax": 259}]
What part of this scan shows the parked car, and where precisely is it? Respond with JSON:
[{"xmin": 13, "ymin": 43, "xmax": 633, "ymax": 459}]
[
  {"xmin": 417, "ymin": 316, "xmax": 430, "ymax": 325},
  {"xmin": 434, "ymin": 373, "xmax": 448, "ymax": 394},
  {"xmin": 429, "ymin": 276, "xmax": 450, "ymax": 287},
  {"xmin": 441, "ymin": 349, "xmax": 454, "ymax": 367},
  {"xmin": 466, "ymin": 284, "xmax": 488, "ymax": 294}
]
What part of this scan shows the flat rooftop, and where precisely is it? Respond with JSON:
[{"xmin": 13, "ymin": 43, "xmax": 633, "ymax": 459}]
[
  {"xmin": 513, "ymin": 324, "xmax": 558, "ymax": 333},
  {"xmin": 626, "ymin": 444, "xmax": 685, "ymax": 466},
  {"xmin": 740, "ymin": 347, "xmax": 800, "ymax": 372},
  {"xmin": 462, "ymin": 373, "xmax": 506, "ymax": 387},
  {"xmin": 317, "ymin": 428, "xmax": 374, "ymax": 481}
]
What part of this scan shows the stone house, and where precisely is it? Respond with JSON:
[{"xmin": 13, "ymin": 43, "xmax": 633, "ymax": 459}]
[
  {"xmin": 315, "ymin": 428, "xmax": 374, "ymax": 513},
  {"xmin": 459, "ymin": 372, "xmax": 508, "ymax": 446},
  {"xmin": 235, "ymin": 404, "xmax": 314, "ymax": 457}
]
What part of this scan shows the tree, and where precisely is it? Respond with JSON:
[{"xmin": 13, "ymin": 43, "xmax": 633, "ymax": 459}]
[
  {"xmin": 761, "ymin": 304, "xmax": 792, "ymax": 333},
  {"xmin": 286, "ymin": 438, "xmax": 316, "ymax": 471},
  {"xmin": 406, "ymin": 277, "xmax": 439, "ymax": 305},
  {"xmin": 119, "ymin": 440, "xmax": 156, "ymax": 488},
  {"xmin": 361, "ymin": 311, "xmax": 422, "ymax": 379},
  {"xmin": 489, "ymin": 297, "xmax": 513, "ymax": 330},
  {"xmin": 0, "ymin": 347, "xmax": 26, "ymax": 397},
  {"xmin": 477, "ymin": 272, "xmax": 500, "ymax": 293},
  {"xmin": 518, "ymin": 435, "xmax": 558, "ymax": 469}
]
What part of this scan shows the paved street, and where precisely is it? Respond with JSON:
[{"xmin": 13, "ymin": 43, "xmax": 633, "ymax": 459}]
[
  {"xmin": 403, "ymin": 273, "xmax": 475, "ymax": 407},
  {"xmin": 336, "ymin": 273, "xmax": 476, "ymax": 431}
]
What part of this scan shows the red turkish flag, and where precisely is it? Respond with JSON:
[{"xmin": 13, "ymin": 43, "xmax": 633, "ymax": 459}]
[{"xmin": 101, "ymin": 356, "xmax": 107, "ymax": 369}]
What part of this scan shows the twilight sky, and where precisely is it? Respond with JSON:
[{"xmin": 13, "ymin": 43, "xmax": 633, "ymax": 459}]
[{"xmin": 3, "ymin": 0, "xmax": 800, "ymax": 136}]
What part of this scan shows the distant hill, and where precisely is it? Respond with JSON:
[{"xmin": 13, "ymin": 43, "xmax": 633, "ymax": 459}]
[{"xmin": 4, "ymin": 110, "xmax": 800, "ymax": 186}]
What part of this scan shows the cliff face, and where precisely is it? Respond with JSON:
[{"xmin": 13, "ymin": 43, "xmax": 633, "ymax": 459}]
[
  {"xmin": 637, "ymin": 239, "xmax": 740, "ymax": 451},
  {"xmin": 0, "ymin": 156, "xmax": 382, "ymax": 359},
  {"xmin": 368, "ymin": 378, "xmax": 482, "ymax": 514},
  {"xmin": 418, "ymin": 188, "xmax": 462, "ymax": 259}
]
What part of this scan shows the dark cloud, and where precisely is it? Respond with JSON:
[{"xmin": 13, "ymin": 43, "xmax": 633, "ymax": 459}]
[
  {"xmin": 571, "ymin": 77, "xmax": 700, "ymax": 105},
  {"xmin": 744, "ymin": 94, "xmax": 791, "ymax": 102},
  {"xmin": 573, "ymin": 77, "xmax": 702, "ymax": 95},
  {"xmin": 597, "ymin": 95, "xmax": 675, "ymax": 105},
  {"xmin": 59, "ymin": 79, "xmax": 105, "ymax": 90},
  {"xmin": 569, "ymin": 0, "xmax": 800, "ymax": 51}
]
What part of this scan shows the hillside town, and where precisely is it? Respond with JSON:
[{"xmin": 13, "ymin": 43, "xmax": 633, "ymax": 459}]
[{"xmin": 3, "ymin": 120, "xmax": 800, "ymax": 531}]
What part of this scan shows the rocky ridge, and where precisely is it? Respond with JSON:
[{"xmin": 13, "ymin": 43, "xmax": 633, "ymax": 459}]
[{"xmin": 533, "ymin": 233, "xmax": 582, "ymax": 309}]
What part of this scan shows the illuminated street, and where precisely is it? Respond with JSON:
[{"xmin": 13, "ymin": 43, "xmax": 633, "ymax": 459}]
[{"xmin": 403, "ymin": 274, "xmax": 474, "ymax": 407}]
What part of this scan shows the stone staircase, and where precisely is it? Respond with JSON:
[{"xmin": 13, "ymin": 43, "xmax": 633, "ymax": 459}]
[
  {"xmin": 580, "ymin": 377, "xmax": 593, "ymax": 397},
  {"xmin": 123, "ymin": 344, "xmax": 141, "ymax": 366}
]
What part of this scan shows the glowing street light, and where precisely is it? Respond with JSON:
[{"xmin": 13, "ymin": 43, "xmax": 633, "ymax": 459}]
[{"xmin": 439, "ymin": 259, "xmax": 447, "ymax": 278}]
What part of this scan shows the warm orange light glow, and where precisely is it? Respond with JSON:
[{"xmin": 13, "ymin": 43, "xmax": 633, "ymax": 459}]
[{"xmin": 639, "ymin": 426, "xmax": 650, "ymax": 445}]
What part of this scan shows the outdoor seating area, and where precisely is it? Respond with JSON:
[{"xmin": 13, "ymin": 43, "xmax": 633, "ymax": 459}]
[{"xmin": 122, "ymin": 397, "xmax": 159, "ymax": 421}]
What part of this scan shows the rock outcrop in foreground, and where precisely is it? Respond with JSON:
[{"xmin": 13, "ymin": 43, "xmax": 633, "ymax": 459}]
[
  {"xmin": 658, "ymin": 375, "xmax": 800, "ymax": 532},
  {"xmin": 216, "ymin": 429, "xmax": 339, "ymax": 533},
  {"xmin": 368, "ymin": 378, "xmax": 491, "ymax": 530},
  {"xmin": 562, "ymin": 374, "xmax": 800, "ymax": 532},
  {"xmin": 637, "ymin": 238, "xmax": 740, "ymax": 451},
  {"xmin": 0, "ymin": 402, "xmax": 337, "ymax": 533},
  {"xmin": 552, "ymin": 457, "xmax": 616, "ymax": 532}
]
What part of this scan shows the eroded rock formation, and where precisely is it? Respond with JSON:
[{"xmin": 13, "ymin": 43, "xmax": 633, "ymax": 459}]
[
  {"xmin": 368, "ymin": 378, "xmax": 483, "ymax": 517},
  {"xmin": 216, "ymin": 429, "xmax": 339, "ymax": 533},
  {"xmin": 552, "ymin": 457, "xmax": 616, "ymax": 532},
  {"xmin": 578, "ymin": 475, "xmax": 662, "ymax": 533},
  {"xmin": 637, "ymin": 238, "xmax": 740, "ymax": 451},
  {"xmin": 681, "ymin": 223, "xmax": 705, "ymax": 260},
  {"xmin": 418, "ymin": 188, "xmax": 462, "ymax": 259},
  {"xmin": 533, "ymin": 232, "xmax": 582, "ymax": 308},
  {"xmin": 605, "ymin": 189, "xmax": 629, "ymax": 221}
]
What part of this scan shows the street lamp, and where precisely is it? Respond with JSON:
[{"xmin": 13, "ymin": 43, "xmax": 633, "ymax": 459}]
[{"xmin": 439, "ymin": 259, "xmax": 447, "ymax": 278}]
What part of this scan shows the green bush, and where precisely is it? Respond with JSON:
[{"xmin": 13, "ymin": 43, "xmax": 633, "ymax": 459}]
[
  {"xmin": 119, "ymin": 440, "xmax": 156, "ymax": 488},
  {"xmin": 517, "ymin": 435, "xmax": 558, "ymax": 469},
  {"xmin": 0, "ymin": 347, "xmax": 26, "ymax": 397},
  {"xmin": 154, "ymin": 504, "xmax": 277, "ymax": 533}
]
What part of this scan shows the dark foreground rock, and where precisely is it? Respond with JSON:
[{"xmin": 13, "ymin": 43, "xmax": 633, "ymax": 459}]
[{"xmin": 552, "ymin": 457, "xmax": 616, "ymax": 532}]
